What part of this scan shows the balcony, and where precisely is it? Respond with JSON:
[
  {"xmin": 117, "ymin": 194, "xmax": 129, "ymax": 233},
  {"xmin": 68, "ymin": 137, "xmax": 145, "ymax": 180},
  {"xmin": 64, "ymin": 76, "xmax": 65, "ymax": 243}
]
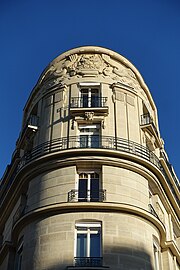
[
  {"xmin": 148, "ymin": 204, "xmax": 159, "ymax": 219},
  {"xmin": 68, "ymin": 189, "xmax": 106, "ymax": 202},
  {"xmin": 16, "ymin": 136, "xmax": 161, "ymax": 169},
  {"xmin": 70, "ymin": 97, "xmax": 108, "ymax": 116},
  {"xmin": 140, "ymin": 113, "xmax": 158, "ymax": 137},
  {"xmin": 20, "ymin": 115, "xmax": 39, "ymax": 141},
  {"xmin": 1, "ymin": 135, "xmax": 179, "ymax": 206},
  {"xmin": 74, "ymin": 257, "xmax": 103, "ymax": 267}
]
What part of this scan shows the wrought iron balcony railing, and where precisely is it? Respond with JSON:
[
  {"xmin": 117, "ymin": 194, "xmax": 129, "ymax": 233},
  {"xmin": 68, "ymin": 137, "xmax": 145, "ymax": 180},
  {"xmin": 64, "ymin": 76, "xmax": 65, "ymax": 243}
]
[
  {"xmin": 19, "ymin": 115, "xmax": 39, "ymax": 140},
  {"xmin": 74, "ymin": 257, "xmax": 103, "ymax": 267},
  {"xmin": 148, "ymin": 204, "xmax": 159, "ymax": 219},
  {"xmin": 0, "ymin": 136, "xmax": 179, "ymax": 206},
  {"xmin": 68, "ymin": 189, "xmax": 106, "ymax": 202},
  {"xmin": 140, "ymin": 113, "xmax": 153, "ymax": 125},
  {"xmin": 140, "ymin": 113, "xmax": 158, "ymax": 137},
  {"xmin": 70, "ymin": 97, "xmax": 108, "ymax": 108},
  {"xmin": 17, "ymin": 136, "xmax": 160, "ymax": 169}
]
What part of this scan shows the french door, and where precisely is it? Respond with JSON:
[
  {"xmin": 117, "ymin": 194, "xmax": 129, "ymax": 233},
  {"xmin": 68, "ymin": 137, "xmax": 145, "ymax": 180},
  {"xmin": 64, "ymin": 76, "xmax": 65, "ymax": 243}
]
[
  {"xmin": 78, "ymin": 172, "xmax": 100, "ymax": 202},
  {"xmin": 80, "ymin": 88, "xmax": 99, "ymax": 108},
  {"xmin": 79, "ymin": 124, "xmax": 100, "ymax": 148}
]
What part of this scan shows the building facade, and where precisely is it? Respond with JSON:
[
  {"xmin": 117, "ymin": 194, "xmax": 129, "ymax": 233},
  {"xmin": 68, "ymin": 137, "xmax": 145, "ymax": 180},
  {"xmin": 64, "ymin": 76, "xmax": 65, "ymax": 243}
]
[{"xmin": 0, "ymin": 46, "xmax": 179, "ymax": 270}]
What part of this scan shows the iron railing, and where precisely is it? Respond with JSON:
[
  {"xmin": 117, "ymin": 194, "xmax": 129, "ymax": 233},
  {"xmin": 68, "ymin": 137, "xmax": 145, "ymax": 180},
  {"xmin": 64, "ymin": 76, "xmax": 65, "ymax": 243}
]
[
  {"xmin": 19, "ymin": 115, "xmax": 39, "ymax": 140},
  {"xmin": 23, "ymin": 115, "xmax": 39, "ymax": 130},
  {"xmin": 160, "ymin": 151, "xmax": 180, "ymax": 191},
  {"xmin": 74, "ymin": 257, "xmax": 103, "ymax": 267},
  {"xmin": 148, "ymin": 204, "xmax": 159, "ymax": 219},
  {"xmin": 17, "ymin": 136, "xmax": 161, "ymax": 170},
  {"xmin": 70, "ymin": 97, "xmax": 108, "ymax": 108},
  {"xmin": 0, "ymin": 136, "xmax": 179, "ymax": 206},
  {"xmin": 68, "ymin": 189, "xmax": 106, "ymax": 202},
  {"xmin": 140, "ymin": 113, "xmax": 158, "ymax": 136},
  {"xmin": 141, "ymin": 113, "xmax": 153, "ymax": 125}
]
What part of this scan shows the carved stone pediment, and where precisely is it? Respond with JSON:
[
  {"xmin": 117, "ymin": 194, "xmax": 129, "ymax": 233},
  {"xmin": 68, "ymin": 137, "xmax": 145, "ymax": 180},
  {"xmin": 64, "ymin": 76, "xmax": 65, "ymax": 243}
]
[{"xmin": 39, "ymin": 53, "xmax": 141, "ymax": 90}]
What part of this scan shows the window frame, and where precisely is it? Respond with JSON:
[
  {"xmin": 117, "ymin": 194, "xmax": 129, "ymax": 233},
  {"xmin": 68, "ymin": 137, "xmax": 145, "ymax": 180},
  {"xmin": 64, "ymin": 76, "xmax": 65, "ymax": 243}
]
[
  {"xmin": 78, "ymin": 123, "xmax": 101, "ymax": 148},
  {"xmin": 15, "ymin": 237, "xmax": 23, "ymax": 270},
  {"xmin": 79, "ymin": 82, "xmax": 101, "ymax": 108},
  {"xmin": 153, "ymin": 239, "xmax": 161, "ymax": 270},
  {"xmin": 74, "ymin": 222, "xmax": 102, "ymax": 260},
  {"xmin": 77, "ymin": 172, "xmax": 100, "ymax": 202}
]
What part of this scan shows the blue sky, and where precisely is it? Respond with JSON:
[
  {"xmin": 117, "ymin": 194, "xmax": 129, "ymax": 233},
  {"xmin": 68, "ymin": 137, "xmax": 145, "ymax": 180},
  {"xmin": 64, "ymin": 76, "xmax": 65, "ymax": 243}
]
[{"xmin": 0, "ymin": 0, "xmax": 179, "ymax": 178}]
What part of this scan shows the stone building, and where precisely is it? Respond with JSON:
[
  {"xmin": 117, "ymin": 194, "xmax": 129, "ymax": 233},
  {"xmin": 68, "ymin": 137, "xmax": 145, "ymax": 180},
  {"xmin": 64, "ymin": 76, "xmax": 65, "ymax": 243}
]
[{"xmin": 0, "ymin": 46, "xmax": 179, "ymax": 270}]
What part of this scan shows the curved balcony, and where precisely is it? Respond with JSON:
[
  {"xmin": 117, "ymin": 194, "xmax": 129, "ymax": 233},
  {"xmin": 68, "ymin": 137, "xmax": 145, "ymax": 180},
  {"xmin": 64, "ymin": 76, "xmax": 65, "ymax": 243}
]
[
  {"xmin": 18, "ymin": 135, "xmax": 160, "ymax": 170},
  {"xmin": 0, "ymin": 136, "xmax": 179, "ymax": 206}
]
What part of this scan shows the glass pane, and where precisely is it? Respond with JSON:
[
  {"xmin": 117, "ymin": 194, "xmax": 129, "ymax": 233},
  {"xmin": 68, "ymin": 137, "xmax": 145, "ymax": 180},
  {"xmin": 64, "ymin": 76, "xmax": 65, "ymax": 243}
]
[
  {"xmin": 81, "ymin": 89, "xmax": 88, "ymax": 94},
  {"xmin": 78, "ymin": 179, "xmax": 87, "ymax": 202},
  {"xmin": 80, "ymin": 135, "xmax": 88, "ymax": 148},
  {"xmin": 90, "ymin": 232, "xmax": 100, "ymax": 257},
  {"xmin": 90, "ymin": 179, "xmax": 99, "ymax": 202},
  {"xmin": 91, "ymin": 135, "xmax": 100, "ymax": 148},
  {"xmin": 91, "ymin": 96, "xmax": 99, "ymax": 107},
  {"xmin": 91, "ymin": 172, "xmax": 99, "ymax": 179},
  {"xmin": 80, "ymin": 90, "xmax": 88, "ymax": 107},
  {"xmin": 77, "ymin": 234, "xmax": 87, "ymax": 257},
  {"xmin": 91, "ymin": 89, "xmax": 99, "ymax": 94},
  {"xmin": 79, "ymin": 173, "xmax": 88, "ymax": 179}
]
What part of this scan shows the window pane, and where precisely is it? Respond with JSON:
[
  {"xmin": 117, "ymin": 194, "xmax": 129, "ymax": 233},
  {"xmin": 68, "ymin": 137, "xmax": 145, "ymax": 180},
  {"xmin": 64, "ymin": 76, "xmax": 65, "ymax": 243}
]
[
  {"xmin": 90, "ymin": 232, "xmax": 100, "ymax": 257},
  {"xmin": 91, "ymin": 89, "xmax": 99, "ymax": 94},
  {"xmin": 90, "ymin": 179, "xmax": 99, "ymax": 202},
  {"xmin": 78, "ymin": 179, "xmax": 88, "ymax": 201},
  {"xmin": 81, "ymin": 89, "xmax": 88, "ymax": 94},
  {"xmin": 77, "ymin": 234, "xmax": 87, "ymax": 257},
  {"xmin": 91, "ymin": 96, "xmax": 99, "ymax": 107},
  {"xmin": 80, "ymin": 135, "xmax": 88, "ymax": 148},
  {"xmin": 80, "ymin": 90, "xmax": 88, "ymax": 107},
  {"xmin": 79, "ymin": 173, "xmax": 88, "ymax": 179},
  {"xmin": 91, "ymin": 135, "xmax": 100, "ymax": 148}
]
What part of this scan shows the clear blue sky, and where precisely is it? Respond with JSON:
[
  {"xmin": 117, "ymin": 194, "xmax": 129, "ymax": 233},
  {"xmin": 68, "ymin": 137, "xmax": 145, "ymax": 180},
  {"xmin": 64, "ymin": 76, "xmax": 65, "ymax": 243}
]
[{"xmin": 0, "ymin": 0, "xmax": 179, "ymax": 178}]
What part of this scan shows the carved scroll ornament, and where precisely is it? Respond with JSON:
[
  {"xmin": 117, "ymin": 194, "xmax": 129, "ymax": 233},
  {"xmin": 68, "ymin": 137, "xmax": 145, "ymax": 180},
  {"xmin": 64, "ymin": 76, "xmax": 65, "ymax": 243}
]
[{"xmin": 40, "ymin": 53, "xmax": 140, "ymax": 90}]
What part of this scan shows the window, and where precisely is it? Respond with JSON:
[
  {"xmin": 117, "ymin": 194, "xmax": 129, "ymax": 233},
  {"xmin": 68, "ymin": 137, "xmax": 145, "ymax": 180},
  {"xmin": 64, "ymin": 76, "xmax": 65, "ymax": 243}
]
[
  {"xmin": 153, "ymin": 240, "xmax": 161, "ymax": 270},
  {"xmin": 75, "ymin": 222, "xmax": 102, "ymax": 267},
  {"xmin": 78, "ymin": 172, "xmax": 100, "ymax": 202},
  {"xmin": 79, "ymin": 124, "xmax": 100, "ymax": 148},
  {"xmin": 80, "ymin": 87, "xmax": 100, "ymax": 108},
  {"xmin": 15, "ymin": 237, "xmax": 23, "ymax": 270}
]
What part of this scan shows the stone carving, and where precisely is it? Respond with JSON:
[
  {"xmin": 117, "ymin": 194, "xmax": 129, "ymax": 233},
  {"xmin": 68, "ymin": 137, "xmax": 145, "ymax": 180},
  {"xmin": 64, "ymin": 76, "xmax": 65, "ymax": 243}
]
[
  {"xmin": 39, "ymin": 53, "xmax": 140, "ymax": 90},
  {"xmin": 102, "ymin": 119, "xmax": 105, "ymax": 129},
  {"xmin": 102, "ymin": 54, "xmax": 139, "ymax": 88},
  {"xmin": 85, "ymin": 112, "xmax": 94, "ymax": 121}
]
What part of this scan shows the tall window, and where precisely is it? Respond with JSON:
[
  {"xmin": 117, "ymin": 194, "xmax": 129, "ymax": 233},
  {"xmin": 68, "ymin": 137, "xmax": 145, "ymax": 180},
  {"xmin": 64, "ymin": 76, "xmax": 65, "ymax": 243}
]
[
  {"xmin": 80, "ymin": 88, "xmax": 100, "ymax": 108},
  {"xmin": 15, "ymin": 237, "xmax": 23, "ymax": 270},
  {"xmin": 153, "ymin": 241, "xmax": 161, "ymax": 270},
  {"xmin": 78, "ymin": 172, "xmax": 100, "ymax": 202},
  {"xmin": 75, "ymin": 222, "xmax": 102, "ymax": 267},
  {"xmin": 79, "ymin": 124, "xmax": 100, "ymax": 148}
]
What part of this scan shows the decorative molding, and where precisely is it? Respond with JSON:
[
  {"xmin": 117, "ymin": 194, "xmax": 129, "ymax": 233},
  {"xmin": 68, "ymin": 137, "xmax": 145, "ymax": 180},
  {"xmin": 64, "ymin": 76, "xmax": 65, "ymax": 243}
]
[
  {"xmin": 39, "ymin": 53, "xmax": 141, "ymax": 90},
  {"xmin": 84, "ymin": 112, "xmax": 94, "ymax": 121}
]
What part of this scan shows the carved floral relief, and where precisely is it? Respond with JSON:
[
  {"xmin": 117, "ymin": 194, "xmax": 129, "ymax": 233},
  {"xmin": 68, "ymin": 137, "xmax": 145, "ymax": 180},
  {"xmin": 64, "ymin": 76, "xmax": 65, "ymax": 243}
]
[{"xmin": 39, "ymin": 53, "xmax": 140, "ymax": 90}]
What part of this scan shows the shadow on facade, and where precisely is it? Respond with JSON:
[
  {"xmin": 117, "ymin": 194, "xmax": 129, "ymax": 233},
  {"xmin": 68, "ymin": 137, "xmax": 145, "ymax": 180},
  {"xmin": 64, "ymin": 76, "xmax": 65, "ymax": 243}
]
[{"xmin": 26, "ymin": 246, "xmax": 153, "ymax": 270}]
